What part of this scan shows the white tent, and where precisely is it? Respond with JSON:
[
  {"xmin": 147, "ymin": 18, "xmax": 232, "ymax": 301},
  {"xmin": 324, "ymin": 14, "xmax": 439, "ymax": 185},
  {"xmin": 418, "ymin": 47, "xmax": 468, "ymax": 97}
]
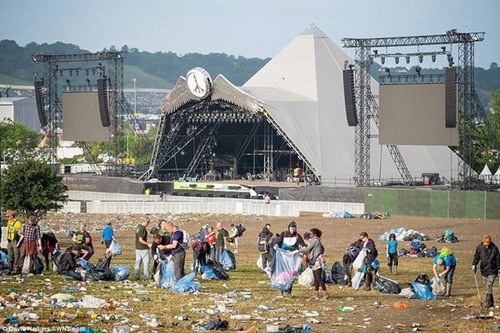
[
  {"xmin": 480, "ymin": 164, "xmax": 492, "ymax": 183},
  {"xmin": 494, "ymin": 167, "xmax": 500, "ymax": 184},
  {"xmin": 243, "ymin": 24, "xmax": 462, "ymax": 184}
]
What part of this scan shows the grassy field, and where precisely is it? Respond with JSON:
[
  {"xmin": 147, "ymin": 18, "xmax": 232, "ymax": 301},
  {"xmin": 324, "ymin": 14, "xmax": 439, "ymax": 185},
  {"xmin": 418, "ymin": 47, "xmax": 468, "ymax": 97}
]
[{"xmin": 1, "ymin": 213, "xmax": 499, "ymax": 332}]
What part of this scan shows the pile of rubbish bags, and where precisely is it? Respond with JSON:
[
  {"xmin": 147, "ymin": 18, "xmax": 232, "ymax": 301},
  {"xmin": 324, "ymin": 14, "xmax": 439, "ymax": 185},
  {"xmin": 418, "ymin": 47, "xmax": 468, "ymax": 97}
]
[
  {"xmin": 378, "ymin": 228, "xmax": 429, "ymax": 241},
  {"xmin": 322, "ymin": 211, "xmax": 355, "ymax": 218}
]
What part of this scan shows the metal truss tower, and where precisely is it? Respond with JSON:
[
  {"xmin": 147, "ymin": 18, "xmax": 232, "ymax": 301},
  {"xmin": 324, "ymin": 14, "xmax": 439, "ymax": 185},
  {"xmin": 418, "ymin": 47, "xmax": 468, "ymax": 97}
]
[
  {"xmin": 342, "ymin": 30, "xmax": 485, "ymax": 187},
  {"xmin": 33, "ymin": 51, "xmax": 128, "ymax": 171}
]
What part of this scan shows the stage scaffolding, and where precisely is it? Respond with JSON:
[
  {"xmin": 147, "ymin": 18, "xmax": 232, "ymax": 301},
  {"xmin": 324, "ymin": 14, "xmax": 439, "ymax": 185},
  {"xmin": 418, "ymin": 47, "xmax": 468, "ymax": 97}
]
[{"xmin": 342, "ymin": 29, "xmax": 487, "ymax": 188}]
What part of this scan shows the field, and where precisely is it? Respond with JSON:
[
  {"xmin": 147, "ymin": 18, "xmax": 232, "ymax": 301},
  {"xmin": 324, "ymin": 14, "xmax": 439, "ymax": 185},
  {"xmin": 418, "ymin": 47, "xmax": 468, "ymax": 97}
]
[{"xmin": 1, "ymin": 213, "xmax": 500, "ymax": 332}]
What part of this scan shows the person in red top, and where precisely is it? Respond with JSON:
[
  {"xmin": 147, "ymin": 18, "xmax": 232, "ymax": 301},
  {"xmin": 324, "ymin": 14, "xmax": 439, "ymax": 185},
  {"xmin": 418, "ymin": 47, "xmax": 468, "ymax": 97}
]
[{"xmin": 205, "ymin": 226, "xmax": 216, "ymax": 261}]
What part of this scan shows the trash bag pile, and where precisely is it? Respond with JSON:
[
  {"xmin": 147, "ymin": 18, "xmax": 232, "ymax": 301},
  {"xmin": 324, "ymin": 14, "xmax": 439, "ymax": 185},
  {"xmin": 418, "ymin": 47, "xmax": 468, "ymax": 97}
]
[
  {"xmin": 374, "ymin": 275, "xmax": 401, "ymax": 294},
  {"xmin": 171, "ymin": 272, "xmax": 201, "ymax": 293},
  {"xmin": 200, "ymin": 259, "xmax": 229, "ymax": 280},
  {"xmin": 220, "ymin": 249, "xmax": 236, "ymax": 271},
  {"xmin": 378, "ymin": 228, "xmax": 429, "ymax": 241},
  {"xmin": 322, "ymin": 211, "xmax": 355, "ymax": 218},
  {"xmin": 361, "ymin": 211, "xmax": 390, "ymax": 219},
  {"xmin": 437, "ymin": 229, "xmax": 459, "ymax": 243}
]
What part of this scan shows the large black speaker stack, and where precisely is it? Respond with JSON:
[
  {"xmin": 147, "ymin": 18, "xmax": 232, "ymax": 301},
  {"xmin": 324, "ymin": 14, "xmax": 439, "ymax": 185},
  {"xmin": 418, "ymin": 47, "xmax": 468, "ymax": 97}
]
[
  {"xmin": 34, "ymin": 80, "xmax": 47, "ymax": 127},
  {"xmin": 445, "ymin": 67, "xmax": 456, "ymax": 128},
  {"xmin": 97, "ymin": 78, "xmax": 110, "ymax": 127},
  {"xmin": 343, "ymin": 69, "xmax": 358, "ymax": 126}
]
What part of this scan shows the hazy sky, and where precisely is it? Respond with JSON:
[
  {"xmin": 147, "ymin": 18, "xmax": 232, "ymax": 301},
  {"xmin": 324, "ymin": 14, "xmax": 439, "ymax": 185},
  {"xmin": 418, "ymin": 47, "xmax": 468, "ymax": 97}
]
[{"xmin": 1, "ymin": 0, "xmax": 499, "ymax": 68}]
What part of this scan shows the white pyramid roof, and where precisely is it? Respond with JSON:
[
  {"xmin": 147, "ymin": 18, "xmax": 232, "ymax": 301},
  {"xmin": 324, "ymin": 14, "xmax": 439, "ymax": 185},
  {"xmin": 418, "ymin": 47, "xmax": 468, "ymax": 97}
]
[
  {"xmin": 242, "ymin": 24, "xmax": 462, "ymax": 184},
  {"xmin": 480, "ymin": 164, "xmax": 492, "ymax": 176}
]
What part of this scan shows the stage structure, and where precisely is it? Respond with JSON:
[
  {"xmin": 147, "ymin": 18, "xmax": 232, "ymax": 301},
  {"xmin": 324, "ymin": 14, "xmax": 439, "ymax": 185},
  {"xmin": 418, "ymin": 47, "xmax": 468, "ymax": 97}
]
[
  {"xmin": 32, "ymin": 51, "xmax": 138, "ymax": 173},
  {"xmin": 141, "ymin": 69, "xmax": 314, "ymax": 182},
  {"xmin": 342, "ymin": 29, "xmax": 486, "ymax": 188}
]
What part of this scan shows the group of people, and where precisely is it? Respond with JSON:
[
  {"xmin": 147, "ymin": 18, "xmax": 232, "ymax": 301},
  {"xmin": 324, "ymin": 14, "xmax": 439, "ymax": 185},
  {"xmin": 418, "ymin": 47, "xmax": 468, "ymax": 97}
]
[
  {"xmin": 5, "ymin": 210, "xmax": 61, "ymax": 275},
  {"xmin": 257, "ymin": 221, "xmax": 499, "ymax": 309},
  {"xmin": 3, "ymin": 210, "xmax": 499, "ymax": 309}
]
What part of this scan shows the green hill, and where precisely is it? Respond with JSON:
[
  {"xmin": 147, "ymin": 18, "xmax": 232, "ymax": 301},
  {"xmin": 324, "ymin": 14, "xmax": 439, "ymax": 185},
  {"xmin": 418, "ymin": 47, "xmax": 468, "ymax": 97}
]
[{"xmin": 124, "ymin": 65, "xmax": 173, "ymax": 89}]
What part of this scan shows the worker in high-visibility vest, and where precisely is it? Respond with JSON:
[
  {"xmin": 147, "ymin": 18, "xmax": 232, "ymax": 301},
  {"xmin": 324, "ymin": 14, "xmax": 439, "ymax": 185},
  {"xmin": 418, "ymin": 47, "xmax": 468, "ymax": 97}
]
[{"xmin": 6, "ymin": 210, "xmax": 23, "ymax": 272}]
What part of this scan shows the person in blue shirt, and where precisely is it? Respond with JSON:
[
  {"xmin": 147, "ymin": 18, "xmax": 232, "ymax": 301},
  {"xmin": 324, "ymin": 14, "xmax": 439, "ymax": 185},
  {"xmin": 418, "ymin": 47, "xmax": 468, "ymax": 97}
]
[
  {"xmin": 386, "ymin": 233, "xmax": 398, "ymax": 275},
  {"xmin": 101, "ymin": 222, "xmax": 115, "ymax": 249},
  {"xmin": 432, "ymin": 247, "xmax": 457, "ymax": 297},
  {"xmin": 159, "ymin": 221, "xmax": 185, "ymax": 281}
]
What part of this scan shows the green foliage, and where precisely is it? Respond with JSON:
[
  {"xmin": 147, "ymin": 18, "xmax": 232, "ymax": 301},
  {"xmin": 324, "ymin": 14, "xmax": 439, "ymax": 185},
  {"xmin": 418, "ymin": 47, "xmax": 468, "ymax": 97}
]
[
  {"xmin": 1, "ymin": 159, "xmax": 68, "ymax": 221},
  {"xmin": 0, "ymin": 120, "xmax": 44, "ymax": 163}
]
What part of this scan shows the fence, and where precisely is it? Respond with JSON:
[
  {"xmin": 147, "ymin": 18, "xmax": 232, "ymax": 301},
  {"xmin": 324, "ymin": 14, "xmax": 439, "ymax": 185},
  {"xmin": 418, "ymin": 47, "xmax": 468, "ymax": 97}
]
[
  {"xmin": 64, "ymin": 191, "xmax": 364, "ymax": 217},
  {"xmin": 364, "ymin": 188, "xmax": 500, "ymax": 219}
]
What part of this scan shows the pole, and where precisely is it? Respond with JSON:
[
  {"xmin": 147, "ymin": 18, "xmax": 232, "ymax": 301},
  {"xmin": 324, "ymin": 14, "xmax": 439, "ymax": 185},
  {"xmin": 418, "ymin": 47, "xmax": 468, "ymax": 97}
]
[{"xmin": 133, "ymin": 78, "xmax": 137, "ymax": 114}]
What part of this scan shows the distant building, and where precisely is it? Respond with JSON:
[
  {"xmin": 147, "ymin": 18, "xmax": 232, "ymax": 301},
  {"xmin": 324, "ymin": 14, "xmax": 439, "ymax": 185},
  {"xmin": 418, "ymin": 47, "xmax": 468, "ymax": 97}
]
[{"xmin": 0, "ymin": 97, "xmax": 41, "ymax": 131}]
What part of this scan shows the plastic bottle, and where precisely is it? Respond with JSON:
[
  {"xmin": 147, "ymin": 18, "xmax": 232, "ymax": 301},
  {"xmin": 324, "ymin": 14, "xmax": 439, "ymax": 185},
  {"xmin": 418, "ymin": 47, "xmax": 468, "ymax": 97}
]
[{"xmin": 302, "ymin": 325, "xmax": 312, "ymax": 331}]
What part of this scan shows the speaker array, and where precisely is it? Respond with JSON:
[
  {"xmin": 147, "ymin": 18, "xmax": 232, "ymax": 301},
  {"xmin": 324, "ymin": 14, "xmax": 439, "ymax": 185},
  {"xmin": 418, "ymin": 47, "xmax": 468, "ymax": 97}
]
[
  {"xmin": 343, "ymin": 69, "xmax": 357, "ymax": 126},
  {"xmin": 97, "ymin": 78, "xmax": 110, "ymax": 127},
  {"xmin": 34, "ymin": 80, "xmax": 47, "ymax": 127},
  {"xmin": 445, "ymin": 67, "xmax": 457, "ymax": 128}
]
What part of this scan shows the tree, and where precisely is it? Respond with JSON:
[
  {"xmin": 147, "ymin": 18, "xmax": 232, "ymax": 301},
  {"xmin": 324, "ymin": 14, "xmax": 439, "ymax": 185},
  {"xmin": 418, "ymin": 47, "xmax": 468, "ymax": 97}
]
[
  {"xmin": 1, "ymin": 159, "xmax": 68, "ymax": 222},
  {"xmin": 0, "ymin": 120, "xmax": 44, "ymax": 163}
]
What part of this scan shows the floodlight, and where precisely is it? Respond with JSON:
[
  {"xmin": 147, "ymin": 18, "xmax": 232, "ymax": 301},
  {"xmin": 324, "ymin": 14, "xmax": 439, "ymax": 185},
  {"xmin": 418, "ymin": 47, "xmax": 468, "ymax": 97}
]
[
  {"xmin": 415, "ymin": 66, "xmax": 421, "ymax": 76},
  {"xmin": 406, "ymin": 56, "xmax": 411, "ymax": 64}
]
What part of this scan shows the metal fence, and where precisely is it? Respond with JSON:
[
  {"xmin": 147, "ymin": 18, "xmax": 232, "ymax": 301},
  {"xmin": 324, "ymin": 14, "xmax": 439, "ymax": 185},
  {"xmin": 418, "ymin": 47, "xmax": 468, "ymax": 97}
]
[{"xmin": 65, "ymin": 191, "xmax": 365, "ymax": 217}]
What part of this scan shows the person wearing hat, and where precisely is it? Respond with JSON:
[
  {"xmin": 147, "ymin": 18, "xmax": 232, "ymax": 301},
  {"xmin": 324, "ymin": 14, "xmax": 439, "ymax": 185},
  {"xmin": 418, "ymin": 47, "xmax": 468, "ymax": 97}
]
[
  {"xmin": 432, "ymin": 247, "xmax": 457, "ymax": 296},
  {"xmin": 471, "ymin": 234, "xmax": 500, "ymax": 309},
  {"xmin": 58, "ymin": 245, "xmax": 85, "ymax": 281}
]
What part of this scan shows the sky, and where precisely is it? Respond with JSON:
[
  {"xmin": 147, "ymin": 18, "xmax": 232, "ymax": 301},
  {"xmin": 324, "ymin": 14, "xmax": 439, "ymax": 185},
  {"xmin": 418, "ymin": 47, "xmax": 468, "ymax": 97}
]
[{"xmin": 1, "ymin": 0, "xmax": 499, "ymax": 69}]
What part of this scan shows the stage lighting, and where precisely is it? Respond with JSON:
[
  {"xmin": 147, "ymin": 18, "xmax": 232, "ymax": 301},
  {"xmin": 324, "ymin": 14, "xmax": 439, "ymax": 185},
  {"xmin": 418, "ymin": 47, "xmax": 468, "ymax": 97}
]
[
  {"xmin": 69, "ymin": 70, "xmax": 73, "ymax": 76},
  {"xmin": 75, "ymin": 70, "xmax": 79, "ymax": 76},
  {"xmin": 415, "ymin": 66, "xmax": 421, "ymax": 76},
  {"xmin": 381, "ymin": 55, "xmax": 385, "ymax": 65},
  {"xmin": 395, "ymin": 56, "xmax": 399, "ymax": 64},
  {"xmin": 384, "ymin": 67, "xmax": 390, "ymax": 76},
  {"xmin": 406, "ymin": 56, "xmax": 411, "ymax": 64},
  {"xmin": 418, "ymin": 53, "xmax": 423, "ymax": 63},
  {"xmin": 441, "ymin": 46, "xmax": 446, "ymax": 52},
  {"xmin": 373, "ymin": 50, "xmax": 378, "ymax": 56},
  {"xmin": 431, "ymin": 54, "xmax": 436, "ymax": 62}
]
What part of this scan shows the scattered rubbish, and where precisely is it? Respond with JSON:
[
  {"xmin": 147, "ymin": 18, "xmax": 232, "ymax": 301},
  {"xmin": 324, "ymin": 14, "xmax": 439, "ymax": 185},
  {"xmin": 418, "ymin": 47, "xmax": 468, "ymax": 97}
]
[
  {"xmin": 338, "ymin": 306, "xmax": 354, "ymax": 313},
  {"xmin": 393, "ymin": 302, "xmax": 409, "ymax": 309}
]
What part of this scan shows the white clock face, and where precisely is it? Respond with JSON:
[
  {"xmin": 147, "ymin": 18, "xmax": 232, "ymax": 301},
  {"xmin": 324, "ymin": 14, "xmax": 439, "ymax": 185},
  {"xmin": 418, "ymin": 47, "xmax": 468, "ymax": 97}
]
[{"xmin": 186, "ymin": 68, "xmax": 212, "ymax": 99}]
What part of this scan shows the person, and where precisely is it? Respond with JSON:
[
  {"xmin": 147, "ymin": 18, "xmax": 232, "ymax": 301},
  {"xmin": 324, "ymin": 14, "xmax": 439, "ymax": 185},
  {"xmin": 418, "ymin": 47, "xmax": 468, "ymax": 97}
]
[
  {"xmin": 58, "ymin": 245, "xmax": 85, "ymax": 281},
  {"xmin": 301, "ymin": 228, "xmax": 328, "ymax": 300},
  {"xmin": 134, "ymin": 216, "xmax": 151, "ymax": 281},
  {"xmin": 151, "ymin": 220, "xmax": 170, "ymax": 277},
  {"xmin": 73, "ymin": 223, "xmax": 94, "ymax": 260},
  {"xmin": 158, "ymin": 191, "xmax": 164, "ymax": 201},
  {"xmin": 215, "ymin": 222, "xmax": 230, "ymax": 264},
  {"xmin": 257, "ymin": 223, "xmax": 273, "ymax": 271},
  {"xmin": 386, "ymin": 233, "xmax": 398, "ymax": 275},
  {"xmin": 359, "ymin": 231, "xmax": 378, "ymax": 291},
  {"xmin": 205, "ymin": 226, "xmax": 216, "ymax": 260},
  {"xmin": 471, "ymin": 234, "xmax": 500, "ymax": 309},
  {"xmin": 192, "ymin": 240, "xmax": 211, "ymax": 274},
  {"xmin": 101, "ymin": 222, "xmax": 115, "ymax": 249},
  {"xmin": 229, "ymin": 224, "xmax": 239, "ymax": 253},
  {"xmin": 342, "ymin": 239, "xmax": 362, "ymax": 286},
  {"xmin": 41, "ymin": 231, "xmax": 59, "ymax": 271},
  {"xmin": 159, "ymin": 222, "xmax": 185, "ymax": 281},
  {"xmin": 17, "ymin": 216, "xmax": 42, "ymax": 275},
  {"xmin": 432, "ymin": 247, "xmax": 457, "ymax": 297},
  {"xmin": 276, "ymin": 221, "xmax": 306, "ymax": 295},
  {"xmin": 5, "ymin": 210, "xmax": 23, "ymax": 273}
]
